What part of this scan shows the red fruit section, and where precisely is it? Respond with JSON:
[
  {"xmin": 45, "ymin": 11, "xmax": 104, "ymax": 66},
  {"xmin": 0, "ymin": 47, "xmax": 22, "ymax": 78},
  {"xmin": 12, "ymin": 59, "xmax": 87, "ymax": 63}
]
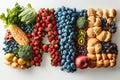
[{"xmin": 28, "ymin": 8, "xmax": 61, "ymax": 66}]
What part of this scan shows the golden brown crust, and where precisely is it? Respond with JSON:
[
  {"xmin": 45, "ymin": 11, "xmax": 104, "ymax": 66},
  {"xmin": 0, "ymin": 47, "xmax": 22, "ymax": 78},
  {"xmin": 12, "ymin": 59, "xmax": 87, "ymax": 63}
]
[
  {"xmin": 95, "ymin": 43, "xmax": 102, "ymax": 54},
  {"xmin": 102, "ymin": 54, "xmax": 108, "ymax": 60},
  {"xmin": 96, "ymin": 54, "xmax": 102, "ymax": 60},
  {"xmin": 103, "ymin": 9, "xmax": 109, "ymax": 19},
  {"xmin": 87, "ymin": 8, "xmax": 96, "ymax": 17},
  {"xmin": 87, "ymin": 38, "xmax": 99, "ymax": 46},
  {"xmin": 96, "ymin": 60, "xmax": 103, "ymax": 68},
  {"xmin": 94, "ymin": 18, "xmax": 102, "ymax": 27},
  {"xmin": 103, "ymin": 60, "xmax": 110, "ymax": 68},
  {"xmin": 96, "ymin": 31, "xmax": 112, "ymax": 42},
  {"xmin": 87, "ymin": 27, "xmax": 102, "ymax": 38},
  {"xmin": 88, "ymin": 21, "xmax": 94, "ymax": 27},
  {"xmin": 96, "ymin": 9, "xmax": 103, "ymax": 17},
  {"xmin": 87, "ymin": 53, "xmax": 96, "ymax": 60},
  {"xmin": 107, "ymin": 18, "xmax": 112, "ymax": 24},
  {"xmin": 87, "ymin": 38, "xmax": 102, "ymax": 54},
  {"xmin": 87, "ymin": 28, "xmax": 96, "ymax": 38},
  {"xmin": 109, "ymin": 9, "xmax": 117, "ymax": 17},
  {"xmin": 89, "ymin": 60, "xmax": 96, "ymax": 68},
  {"xmin": 107, "ymin": 54, "xmax": 113, "ymax": 60}
]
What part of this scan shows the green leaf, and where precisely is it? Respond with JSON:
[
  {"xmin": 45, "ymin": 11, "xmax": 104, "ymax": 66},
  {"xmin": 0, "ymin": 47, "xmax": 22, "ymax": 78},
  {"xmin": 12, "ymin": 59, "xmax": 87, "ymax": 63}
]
[
  {"xmin": 0, "ymin": 13, "xmax": 7, "ymax": 23},
  {"xmin": 27, "ymin": 3, "xmax": 32, "ymax": 8},
  {"xmin": 13, "ymin": 48, "xmax": 19, "ymax": 56}
]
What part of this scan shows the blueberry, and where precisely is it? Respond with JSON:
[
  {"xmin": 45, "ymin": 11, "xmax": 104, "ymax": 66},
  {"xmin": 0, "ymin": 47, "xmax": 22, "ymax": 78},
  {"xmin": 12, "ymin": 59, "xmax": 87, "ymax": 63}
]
[{"xmin": 62, "ymin": 55, "xmax": 66, "ymax": 59}]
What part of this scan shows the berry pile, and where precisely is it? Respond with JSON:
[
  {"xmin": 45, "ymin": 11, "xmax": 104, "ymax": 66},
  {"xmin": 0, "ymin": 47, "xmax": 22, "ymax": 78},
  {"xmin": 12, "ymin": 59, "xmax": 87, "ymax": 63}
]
[
  {"xmin": 55, "ymin": 6, "xmax": 77, "ymax": 72},
  {"xmin": 3, "ymin": 30, "xmax": 19, "ymax": 53},
  {"xmin": 75, "ymin": 44, "xmax": 87, "ymax": 56},
  {"xmin": 29, "ymin": 8, "xmax": 61, "ymax": 66},
  {"xmin": 102, "ymin": 42, "xmax": 118, "ymax": 54},
  {"xmin": 18, "ymin": 22, "xmax": 34, "ymax": 34}
]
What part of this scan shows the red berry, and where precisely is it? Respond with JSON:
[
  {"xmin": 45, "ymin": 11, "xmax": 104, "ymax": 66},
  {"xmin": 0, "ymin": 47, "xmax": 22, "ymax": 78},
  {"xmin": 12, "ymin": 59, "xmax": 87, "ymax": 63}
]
[
  {"xmin": 42, "ymin": 45, "xmax": 48, "ymax": 51},
  {"xmin": 33, "ymin": 46, "xmax": 37, "ymax": 51},
  {"xmin": 42, "ymin": 23, "xmax": 45, "ymax": 27},
  {"xmin": 48, "ymin": 31, "xmax": 52, "ymax": 36},
  {"xmin": 48, "ymin": 37, "xmax": 53, "ymax": 42},
  {"xmin": 35, "ymin": 50, "xmax": 40, "ymax": 55},
  {"xmin": 48, "ymin": 23, "xmax": 53, "ymax": 28},
  {"xmin": 57, "ymin": 62, "xmax": 61, "ymax": 66},
  {"xmin": 30, "ymin": 61, "xmax": 35, "ymax": 65},
  {"xmin": 31, "ymin": 32, "xmax": 36, "ymax": 37},
  {"xmin": 38, "ymin": 54, "xmax": 42, "ymax": 58},
  {"xmin": 27, "ymin": 34, "xmax": 32, "ymax": 38},
  {"xmin": 53, "ymin": 26, "xmax": 57, "ymax": 31},
  {"xmin": 34, "ymin": 57, "xmax": 39, "ymax": 62},
  {"xmin": 35, "ymin": 62, "xmax": 40, "ymax": 66},
  {"xmin": 55, "ymin": 51, "xmax": 59, "ymax": 55},
  {"xmin": 51, "ymin": 54, "xmax": 55, "ymax": 58},
  {"xmin": 54, "ymin": 45, "xmax": 59, "ymax": 49},
  {"xmin": 48, "ymin": 48, "xmax": 52, "ymax": 52},
  {"xmin": 34, "ymin": 36, "xmax": 39, "ymax": 40},
  {"xmin": 52, "ymin": 20, "xmax": 56, "ymax": 25},
  {"xmin": 46, "ymin": 27, "xmax": 51, "ymax": 32},
  {"xmin": 51, "ymin": 40, "xmax": 55, "ymax": 45},
  {"xmin": 39, "ymin": 27, "xmax": 44, "ymax": 32},
  {"xmin": 53, "ymin": 31, "xmax": 58, "ymax": 36}
]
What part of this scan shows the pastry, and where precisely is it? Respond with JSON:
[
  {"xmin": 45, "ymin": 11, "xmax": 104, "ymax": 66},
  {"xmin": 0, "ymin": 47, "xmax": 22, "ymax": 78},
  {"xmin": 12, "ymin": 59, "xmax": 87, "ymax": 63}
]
[
  {"xmin": 87, "ymin": 26, "xmax": 102, "ymax": 38},
  {"xmin": 87, "ymin": 38, "xmax": 102, "ymax": 54},
  {"xmin": 96, "ymin": 31, "xmax": 112, "ymax": 42},
  {"xmin": 109, "ymin": 9, "xmax": 116, "ymax": 17},
  {"xmin": 87, "ymin": 8, "xmax": 96, "ymax": 16}
]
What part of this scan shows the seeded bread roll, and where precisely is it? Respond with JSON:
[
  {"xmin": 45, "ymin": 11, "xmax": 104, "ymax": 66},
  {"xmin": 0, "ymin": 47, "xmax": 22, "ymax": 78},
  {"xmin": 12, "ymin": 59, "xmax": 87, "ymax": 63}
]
[{"xmin": 96, "ymin": 31, "xmax": 112, "ymax": 42}]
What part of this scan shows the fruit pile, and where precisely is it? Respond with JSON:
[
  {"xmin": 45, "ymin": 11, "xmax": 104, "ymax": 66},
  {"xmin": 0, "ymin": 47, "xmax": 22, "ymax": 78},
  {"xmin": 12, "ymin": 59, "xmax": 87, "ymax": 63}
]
[{"xmin": 0, "ymin": 3, "xmax": 118, "ymax": 73}]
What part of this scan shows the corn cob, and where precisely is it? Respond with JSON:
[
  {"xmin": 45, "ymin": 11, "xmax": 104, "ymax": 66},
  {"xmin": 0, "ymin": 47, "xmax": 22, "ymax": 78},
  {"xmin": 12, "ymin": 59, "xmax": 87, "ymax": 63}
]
[{"xmin": 9, "ymin": 25, "xmax": 29, "ymax": 45}]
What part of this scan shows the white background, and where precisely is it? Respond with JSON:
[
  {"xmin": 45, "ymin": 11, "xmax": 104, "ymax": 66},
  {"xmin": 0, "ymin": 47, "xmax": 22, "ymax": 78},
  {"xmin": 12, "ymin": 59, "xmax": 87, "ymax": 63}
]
[{"xmin": 0, "ymin": 0, "xmax": 120, "ymax": 80}]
